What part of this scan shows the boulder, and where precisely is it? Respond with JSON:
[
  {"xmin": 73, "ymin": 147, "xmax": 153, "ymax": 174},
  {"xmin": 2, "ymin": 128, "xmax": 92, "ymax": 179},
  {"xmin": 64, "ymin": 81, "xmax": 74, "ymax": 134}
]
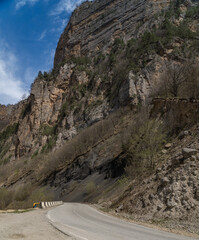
[
  {"xmin": 162, "ymin": 149, "xmax": 167, "ymax": 154},
  {"xmin": 167, "ymin": 199, "xmax": 177, "ymax": 208},
  {"xmin": 182, "ymin": 148, "xmax": 198, "ymax": 159},
  {"xmin": 165, "ymin": 143, "xmax": 172, "ymax": 149},
  {"xmin": 161, "ymin": 177, "xmax": 170, "ymax": 185},
  {"xmin": 190, "ymin": 155, "xmax": 197, "ymax": 161}
]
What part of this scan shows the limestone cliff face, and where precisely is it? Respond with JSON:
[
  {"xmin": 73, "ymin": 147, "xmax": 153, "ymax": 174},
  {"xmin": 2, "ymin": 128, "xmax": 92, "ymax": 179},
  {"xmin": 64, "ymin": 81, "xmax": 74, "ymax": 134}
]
[
  {"xmin": 54, "ymin": 0, "xmax": 170, "ymax": 66},
  {"xmin": 0, "ymin": 0, "xmax": 198, "ymax": 162}
]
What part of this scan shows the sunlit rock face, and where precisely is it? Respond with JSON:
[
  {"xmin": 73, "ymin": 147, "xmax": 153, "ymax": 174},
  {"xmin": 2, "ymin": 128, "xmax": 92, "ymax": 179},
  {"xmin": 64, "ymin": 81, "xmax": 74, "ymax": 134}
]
[
  {"xmin": 2, "ymin": 0, "xmax": 199, "ymax": 161},
  {"xmin": 54, "ymin": 0, "xmax": 170, "ymax": 66}
]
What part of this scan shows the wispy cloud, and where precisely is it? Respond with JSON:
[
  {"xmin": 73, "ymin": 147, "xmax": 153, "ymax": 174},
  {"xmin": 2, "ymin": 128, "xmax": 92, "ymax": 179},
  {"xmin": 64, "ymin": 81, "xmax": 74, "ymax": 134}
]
[
  {"xmin": 16, "ymin": 0, "xmax": 39, "ymax": 10},
  {"xmin": 0, "ymin": 45, "xmax": 27, "ymax": 104},
  {"xmin": 50, "ymin": 0, "xmax": 90, "ymax": 16},
  {"xmin": 38, "ymin": 30, "xmax": 47, "ymax": 41}
]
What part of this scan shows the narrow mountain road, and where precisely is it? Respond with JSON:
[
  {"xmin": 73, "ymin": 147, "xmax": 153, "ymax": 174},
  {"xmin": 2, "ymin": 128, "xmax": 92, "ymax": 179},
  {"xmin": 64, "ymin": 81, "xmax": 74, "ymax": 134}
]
[{"xmin": 47, "ymin": 203, "xmax": 197, "ymax": 240}]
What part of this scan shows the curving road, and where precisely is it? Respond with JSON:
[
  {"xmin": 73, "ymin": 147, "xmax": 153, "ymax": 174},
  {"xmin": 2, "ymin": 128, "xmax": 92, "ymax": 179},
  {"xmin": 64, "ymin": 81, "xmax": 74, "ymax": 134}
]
[{"xmin": 47, "ymin": 203, "xmax": 197, "ymax": 240}]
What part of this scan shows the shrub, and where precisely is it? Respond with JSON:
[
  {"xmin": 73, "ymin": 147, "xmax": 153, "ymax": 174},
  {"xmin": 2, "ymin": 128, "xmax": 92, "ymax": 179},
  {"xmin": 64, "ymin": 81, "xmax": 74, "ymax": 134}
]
[
  {"xmin": 0, "ymin": 189, "xmax": 14, "ymax": 209},
  {"xmin": 30, "ymin": 187, "xmax": 54, "ymax": 202},
  {"xmin": 71, "ymin": 56, "xmax": 91, "ymax": 66},
  {"xmin": 94, "ymin": 52, "xmax": 106, "ymax": 64},
  {"xmin": 40, "ymin": 124, "xmax": 55, "ymax": 136},
  {"xmin": 183, "ymin": 63, "xmax": 199, "ymax": 98},
  {"xmin": 0, "ymin": 143, "xmax": 11, "ymax": 161},
  {"xmin": 185, "ymin": 3, "xmax": 199, "ymax": 19},
  {"xmin": 31, "ymin": 150, "xmax": 39, "ymax": 159},
  {"xmin": 1, "ymin": 154, "xmax": 12, "ymax": 165},
  {"xmin": 0, "ymin": 185, "xmax": 54, "ymax": 210},
  {"xmin": 60, "ymin": 101, "xmax": 69, "ymax": 118},
  {"xmin": 177, "ymin": 23, "xmax": 196, "ymax": 39},
  {"xmin": 109, "ymin": 38, "xmax": 125, "ymax": 66},
  {"xmin": 37, "ymin": 71, "xmax": 43, "ymax": 78},
  {"xmin": 125, "ymin": 119, "xmax": 166, "ymax": 178},
  {"xmin": 113, "ymin": 38, "xmax": 125, "ymax": 48},
  {"xmin": 0, "ymin": 123, "xmax": 18, "ymax": 142},
  {"xmin": 85, "ymin": 182, "xmax": 96, "ymax": 195},
  {"xmin": 41, "ymin": 136, "xmax": 57, "ymax": 154},
  {"xmin": 35, "ymin": 108, "xmax": 128, "ymax": 178},
  {"xmin": 109, "ymin": 51, "xmax": 116, "ymax": 66},
  {"xmin": 126, "ymin": 31, "xmax": 161, "ymax": 71},
  {"xmin": 165, "ymin": 2, "xmax": 181, "ymax": 19},
  {"xmin": 14, "ymin": 184, "xmax": 32, "ymax": 202}
]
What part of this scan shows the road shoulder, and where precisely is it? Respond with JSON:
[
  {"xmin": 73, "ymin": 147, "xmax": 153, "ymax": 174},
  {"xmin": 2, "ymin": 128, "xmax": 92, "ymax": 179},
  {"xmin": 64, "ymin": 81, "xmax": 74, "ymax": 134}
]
[{"xmin": 0, "ymin": 208, "xmax": 69, "ymax": 240}]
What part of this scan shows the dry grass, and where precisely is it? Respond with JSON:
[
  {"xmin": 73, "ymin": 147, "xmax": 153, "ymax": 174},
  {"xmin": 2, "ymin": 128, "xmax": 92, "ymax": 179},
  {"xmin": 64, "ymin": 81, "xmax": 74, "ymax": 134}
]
[
  {"xmin": 85, "ymin": 181, "xmax": 96, "ymax": 195},
  {"xmin": 0, "ymin": 107, "xmax": 131, "ymax": 201},
  {"xmin": 0, "ymin": 184, "xmax": 54, "ymax": 210},
  {"xmin": 0, "ymin": 105, "xmax": 167, "ymax": 208},
  {"xmin": 33, "ymin": 107, "xmax": 130, "ymax": 181}
]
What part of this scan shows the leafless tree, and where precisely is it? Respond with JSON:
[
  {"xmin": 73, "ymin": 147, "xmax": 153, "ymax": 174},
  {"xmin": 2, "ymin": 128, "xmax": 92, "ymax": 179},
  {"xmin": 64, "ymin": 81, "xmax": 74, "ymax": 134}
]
[
  {"xmin": 163, "ymin": 62, "xmax": 188, "ymax": 97},
  {"xmin": 183, "ymin": 63, "xmax": 199, "ymax": 99},
  {"xmin": 152, "ymin": 61, "xmax": 199, "ymax": 98}
]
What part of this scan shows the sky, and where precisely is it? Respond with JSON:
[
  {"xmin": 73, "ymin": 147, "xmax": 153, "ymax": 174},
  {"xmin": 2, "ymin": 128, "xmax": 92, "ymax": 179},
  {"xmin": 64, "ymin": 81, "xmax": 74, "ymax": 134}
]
[{"xmin": 0, "ymin": 0, "xmax": 88, "ymax": 105}]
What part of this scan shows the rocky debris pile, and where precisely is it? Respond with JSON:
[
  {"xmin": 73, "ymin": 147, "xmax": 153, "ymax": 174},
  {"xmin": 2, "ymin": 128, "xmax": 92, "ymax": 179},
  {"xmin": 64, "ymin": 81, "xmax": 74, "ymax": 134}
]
[
  {"xmin": 154, "ymin": 158, "xmax": 198, "ymax": 219},
  {"xmin": 117, "ymin": 144, "xmax": 199, "ymax": 233}
]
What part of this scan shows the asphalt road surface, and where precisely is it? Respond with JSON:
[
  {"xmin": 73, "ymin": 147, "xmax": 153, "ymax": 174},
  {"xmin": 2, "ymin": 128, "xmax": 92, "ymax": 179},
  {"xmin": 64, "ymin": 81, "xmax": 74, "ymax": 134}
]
[{"xmin": 47, "ymin": 203, "xmax": 197, "ymax": 240}]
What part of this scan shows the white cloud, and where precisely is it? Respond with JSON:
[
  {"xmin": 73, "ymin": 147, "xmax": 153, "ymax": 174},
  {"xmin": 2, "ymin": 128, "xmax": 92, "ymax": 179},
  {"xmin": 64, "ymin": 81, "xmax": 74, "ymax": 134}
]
[
  {"xmin": 0, "ymin": 46, "xmax": 27, "ymax": 105},
  {"xmin": 50, "ymin": 0, "xmax": 91, "ymax": 16},
  {"xmin": 16, "ymin": 0, "xmax": 39, "ymax": 10},
  {"xmin": 38, "ymin": 30, "xmax": 47, "ymax": 41}
]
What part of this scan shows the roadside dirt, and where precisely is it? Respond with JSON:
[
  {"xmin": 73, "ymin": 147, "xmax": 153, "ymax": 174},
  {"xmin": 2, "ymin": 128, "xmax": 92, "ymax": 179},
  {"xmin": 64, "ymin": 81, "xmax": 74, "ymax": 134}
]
[{"xmin": 0, "ymin": 208, "xmax": 70, "ymax": 240}]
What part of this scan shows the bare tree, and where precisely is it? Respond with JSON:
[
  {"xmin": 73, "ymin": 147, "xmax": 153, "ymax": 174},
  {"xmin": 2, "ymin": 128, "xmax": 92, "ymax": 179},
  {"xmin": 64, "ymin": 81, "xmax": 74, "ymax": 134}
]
[
  {"xmin": 152, "ymin": 61, "xmax": 199, "ymax": 98},
  {"xmin": 163, "ymin": 62, "xmax": 188, "ymax": 97},
  {"xmin": 183, "ymin": 63, "xmax": 199, "ymax": 99}
]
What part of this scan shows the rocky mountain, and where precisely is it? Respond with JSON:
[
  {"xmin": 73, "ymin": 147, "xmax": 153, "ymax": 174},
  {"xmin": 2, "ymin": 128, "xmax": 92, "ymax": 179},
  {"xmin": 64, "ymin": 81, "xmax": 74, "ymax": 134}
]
[
  {"xmin": 1, "ymin": 0, "xmax": 198, "ymax": 162},
  {"xmin": 0, "ymin": 0, "xmax": 176, "ymax": 162},
  {"xmin": 0, "ymin": 0, "xmax": 199, "ymax": 234}
]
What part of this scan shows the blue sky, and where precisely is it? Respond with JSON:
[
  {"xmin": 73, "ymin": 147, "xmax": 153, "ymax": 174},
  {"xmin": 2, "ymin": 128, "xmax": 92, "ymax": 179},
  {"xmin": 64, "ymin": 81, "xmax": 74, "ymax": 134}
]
[{"xmin": 0, "ymin": 0, "xmax": 88, "ymax": 105}]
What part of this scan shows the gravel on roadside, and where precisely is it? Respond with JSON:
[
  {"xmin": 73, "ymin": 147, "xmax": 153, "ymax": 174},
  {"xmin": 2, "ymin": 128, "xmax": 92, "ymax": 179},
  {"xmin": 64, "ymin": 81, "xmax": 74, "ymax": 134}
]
[{"xmin": 0, "ymin": 208, "xmax": 70, "ymax": 240}]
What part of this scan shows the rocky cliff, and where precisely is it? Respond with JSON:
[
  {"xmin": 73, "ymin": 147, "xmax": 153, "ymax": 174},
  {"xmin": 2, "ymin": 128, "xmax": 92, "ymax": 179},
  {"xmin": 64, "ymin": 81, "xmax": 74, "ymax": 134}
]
[
  {"xmin": 0, "ymin": 0, "xmax": 175, "ymax": 162},
  {"xmin": 0, "ymin": 0, "xmax": 199, "ymax": 233},
  {"xmin": 0, "ymin": 0, "xmax": 198, "ymax": 171},
  {"xmin": 54, "ymin": 0, "xmax": 170, "ymax": 65}
]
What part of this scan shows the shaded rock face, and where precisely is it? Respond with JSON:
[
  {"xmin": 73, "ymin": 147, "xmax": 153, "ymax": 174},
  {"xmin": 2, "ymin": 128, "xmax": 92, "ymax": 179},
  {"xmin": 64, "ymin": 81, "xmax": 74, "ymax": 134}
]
[{"xmin": 54, "ymin": 0, "xmax": 170, "ymax": 66}]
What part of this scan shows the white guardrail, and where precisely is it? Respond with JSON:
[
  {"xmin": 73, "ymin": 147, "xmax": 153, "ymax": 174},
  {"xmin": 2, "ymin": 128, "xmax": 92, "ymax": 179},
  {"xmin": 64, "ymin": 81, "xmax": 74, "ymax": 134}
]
[
  {"xmin": 33, "ymin": 201, "xmax": 63, "ymax": 209},
  {"xmin": 41, "ymin": 201, "xmax": 63, "ymax": 209}
]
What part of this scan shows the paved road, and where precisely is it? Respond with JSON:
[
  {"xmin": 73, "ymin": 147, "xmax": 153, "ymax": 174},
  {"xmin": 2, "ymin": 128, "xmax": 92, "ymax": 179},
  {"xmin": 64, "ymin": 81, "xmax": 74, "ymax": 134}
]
[{"xmin": 47, "ymin": 203, "xmax": 197, "ymax": 240}]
